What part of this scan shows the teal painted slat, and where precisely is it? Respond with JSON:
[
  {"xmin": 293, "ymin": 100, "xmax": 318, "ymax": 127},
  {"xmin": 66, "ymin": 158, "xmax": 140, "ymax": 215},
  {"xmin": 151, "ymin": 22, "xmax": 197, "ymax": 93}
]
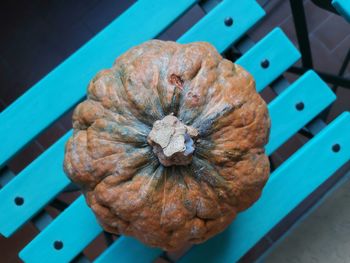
[
  {"xmin": 0, "ymin": 0, "xmax": 196, "ymax": 167},
  {"xmin": 178, "ymin": 0, "xmax": 265, "ymax": 53},
  {"xmin": 332, "ymin": 0, "xmax": 350, "ymax": 22},
  {"xmin": 0, "ymin": 132, "xmax": 71, "ymax": 237},
  {"xmin": 266, "ymin": 71, "xmax": 336, "ymax": 154},
  {"xmin": 19, "ymin": 196, "xmax": 102, "ymax": 263},
  {"xmin": 236, "ymin": 28, "xmax": 300, "ymax": 92},
  {"xmin": 180, "ymin": 112, "xmax": 350, "ymax": 263},
  {"xmin": 95, "ymin": 237, "xmax": 161, "ymax": 263},
  {"xmin": 94, "ymin": 71, "xmax": 335, "ymax": 262}
]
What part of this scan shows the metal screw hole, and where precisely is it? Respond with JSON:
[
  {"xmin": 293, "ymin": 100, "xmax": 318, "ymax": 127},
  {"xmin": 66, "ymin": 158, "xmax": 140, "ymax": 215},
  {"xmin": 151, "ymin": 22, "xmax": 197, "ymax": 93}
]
[
  {"xmin": 224, "ymin": 17, "xmax": 233, "ymax": 26},
  {"xmin": 332, "ymin": 144, "xmax": 341, "ymax": 153},
  {"xmin": 54, "ymin": 241, "xmax": 63, "ymax": 250},
  {"xmin": 14, "ymin": 197, "xmax": 24, "ymax": 206},
  {"xmin": 295, "ymin": 102, "xmax": 304, "ymax": 111},
  {"xmin": 261, "ymin": 59, "xmax": 270, "ymax": 69}
]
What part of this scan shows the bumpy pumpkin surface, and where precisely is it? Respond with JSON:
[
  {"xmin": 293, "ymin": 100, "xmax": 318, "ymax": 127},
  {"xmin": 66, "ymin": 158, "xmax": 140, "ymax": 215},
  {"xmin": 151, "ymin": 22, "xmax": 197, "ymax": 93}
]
[{"xmin": 64, "ymin": 40, "xmax": 270, "ymax": 250}]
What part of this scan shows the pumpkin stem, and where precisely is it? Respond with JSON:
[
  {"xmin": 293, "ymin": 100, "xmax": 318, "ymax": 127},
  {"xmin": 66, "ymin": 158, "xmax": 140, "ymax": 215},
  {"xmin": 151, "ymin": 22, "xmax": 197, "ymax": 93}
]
[{"xmin": 147, "ymin": 114, "xmax": 198, "ymax": 167}]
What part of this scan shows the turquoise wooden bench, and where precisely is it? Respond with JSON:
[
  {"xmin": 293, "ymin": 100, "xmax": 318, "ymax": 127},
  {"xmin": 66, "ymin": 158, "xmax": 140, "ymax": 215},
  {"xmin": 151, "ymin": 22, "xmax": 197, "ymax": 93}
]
[{"xmin": 0, "ymin": 0, "xmax": 349, "ymax": 262}]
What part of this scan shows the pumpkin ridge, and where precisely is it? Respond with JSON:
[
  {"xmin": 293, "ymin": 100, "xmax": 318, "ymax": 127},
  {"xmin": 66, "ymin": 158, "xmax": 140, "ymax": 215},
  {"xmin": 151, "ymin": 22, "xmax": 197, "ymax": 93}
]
[
  {"xmin": 89, "ymin": 146, "xmax": 152, "ymax": 166},
  {"xmin": 90, "ymin": 120, "xmax": 148, "ymax": 145},
  {"xmin": 117, "ymin": 61, "xmax": 165, "ymax": 126},
  {"xmin": 87, "ymin": 133, "xmax": 148, "ymax": 147},
  {"xmin": 119, "ymin": 71, "xmax": 156, "ymax": 125},
  {"xmin": 94, "ymin": 98, "xmax": 151, "ymax": 131},
  {"xmin": 190, "ymin": 157, "xmax": 228, "ymax": 189},
  {"xmin": 86, "ymin": 70, "xmax": 132, "ymax": 118},
  {"xmin": 193, "ymin": 100, "xmax": 246, "ymax": 137},
  {"xmin": 92, "ymin": 161, "xmax": 159, "ymax": 210},
  {"xmin": 155, "ymin": 78, "xmax": 167, "ymax": 115},
  {"xmin": 168, "ymin": 85, "xmax": 182, "ymax": 116},
  {"xmin": 177, "ymin": 56, "xmax": 219, "ymax": 125},
  {"xmin": 194, "ymin": 144, "xmax": 247, "ymax": 164},
  {"xmin": 83, "ymin": 140, "xmax": 154, "ymax": 189}
]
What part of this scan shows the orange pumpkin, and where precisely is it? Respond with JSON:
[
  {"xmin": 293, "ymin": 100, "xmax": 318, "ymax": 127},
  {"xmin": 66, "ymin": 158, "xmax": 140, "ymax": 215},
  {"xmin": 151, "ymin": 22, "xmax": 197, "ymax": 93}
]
[{"xmin": 64, "ymin": 40, "xmax": 270, "ymax": 250}]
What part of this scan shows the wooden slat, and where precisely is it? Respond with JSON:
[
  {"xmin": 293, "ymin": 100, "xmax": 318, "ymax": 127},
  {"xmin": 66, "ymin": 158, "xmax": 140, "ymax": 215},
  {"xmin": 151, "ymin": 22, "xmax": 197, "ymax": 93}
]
[
  {"xmin": 180, "ymin": 112, "xmax": 350, "ymax": 263},
  {"xmin": 93, "ymin": 71, "xmax": 335, "ymax": 263},
  {"xmin": 236, "ymin": 28, "xmax": 300, "ymax": 92},
  {"xmin": 0, "ymin": 132, "xmax": 71, "ymax": 237},
  {"xmin": 0, "ymin": 0, "xmax": 270, "ymax": 239},
  {"xmin": 266, "ymin": 71, "xmax": 336, "ymax": 154},
  {"xmin": 95, "ymin": 237, "xmax": 161, "ymax": 263},
  {"xmin": 178, "ymin": 0, "xmax": 265, "ymax": 53},
  {"xmin": 20, "ymin": 197, "xmax": 102, "ymax": 263},
  {"xmin": 0, "ymin": 0, "xmax": 196, "ymax": 167},
  {"xmin": 332, "ymin": 0, "xmax": 350, "ymax": 22}
]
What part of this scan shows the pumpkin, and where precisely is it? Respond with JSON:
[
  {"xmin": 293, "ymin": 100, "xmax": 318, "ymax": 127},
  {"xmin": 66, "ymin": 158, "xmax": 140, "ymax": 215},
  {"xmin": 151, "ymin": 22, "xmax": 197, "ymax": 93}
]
[{"xmin": 64, "ymin": 40, "xmax": 270, "ymax": 251}]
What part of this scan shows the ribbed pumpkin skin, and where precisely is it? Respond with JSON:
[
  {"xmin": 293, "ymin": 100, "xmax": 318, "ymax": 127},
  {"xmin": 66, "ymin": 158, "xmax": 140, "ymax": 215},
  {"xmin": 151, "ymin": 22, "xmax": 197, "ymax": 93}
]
[{"xmin": 64, "ymin": 40, "xmax": 270, "ymax": 250}]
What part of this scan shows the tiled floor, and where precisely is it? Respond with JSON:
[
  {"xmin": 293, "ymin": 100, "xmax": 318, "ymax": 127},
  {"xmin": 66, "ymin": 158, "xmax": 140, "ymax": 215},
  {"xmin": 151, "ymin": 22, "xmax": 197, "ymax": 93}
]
[
  {"xmin": 0, "ymin": 0, "xmax": 349, "ymax": 262},
  {"xmin": 265, "ymin": 170, "xmax": 350, "ymax": 263}
]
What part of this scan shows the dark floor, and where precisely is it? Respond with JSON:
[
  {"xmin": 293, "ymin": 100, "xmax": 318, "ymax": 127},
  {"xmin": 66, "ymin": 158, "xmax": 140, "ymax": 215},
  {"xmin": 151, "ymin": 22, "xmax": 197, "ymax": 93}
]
[{"xmin": 0, "ymin": 0, "xmax": 349, "ymax": 262}]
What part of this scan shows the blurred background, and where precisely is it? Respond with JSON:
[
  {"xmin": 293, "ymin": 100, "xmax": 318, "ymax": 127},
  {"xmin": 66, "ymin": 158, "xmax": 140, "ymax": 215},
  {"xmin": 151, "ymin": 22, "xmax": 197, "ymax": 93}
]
[{"xmin": 0, "ymin": 0, "xmax": 349, "ymax": 262}]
